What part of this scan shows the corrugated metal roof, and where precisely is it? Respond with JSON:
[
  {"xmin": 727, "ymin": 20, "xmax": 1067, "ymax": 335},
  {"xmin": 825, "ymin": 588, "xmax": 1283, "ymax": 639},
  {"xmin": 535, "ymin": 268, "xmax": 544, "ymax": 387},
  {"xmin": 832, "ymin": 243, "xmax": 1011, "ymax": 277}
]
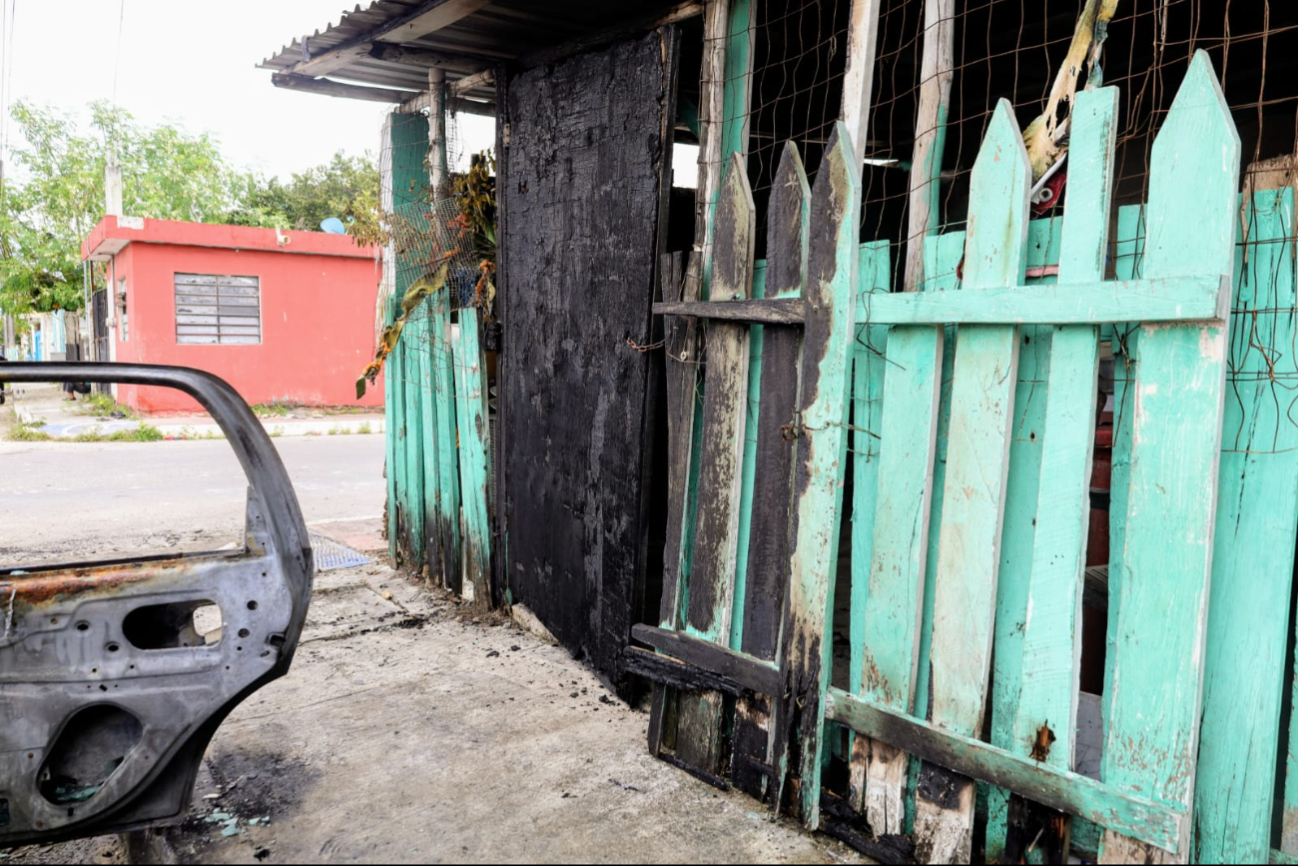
[{"xmin": 260, "ymin": 0, "xmax": 691, "ymax": 104}]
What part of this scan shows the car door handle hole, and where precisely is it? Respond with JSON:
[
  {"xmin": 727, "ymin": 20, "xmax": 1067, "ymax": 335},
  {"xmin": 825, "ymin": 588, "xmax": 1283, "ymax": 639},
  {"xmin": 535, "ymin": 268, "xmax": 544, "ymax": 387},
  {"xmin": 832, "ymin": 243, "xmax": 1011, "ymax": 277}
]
[{"xmin": 123, "ymin": 601, "xmax": 223, "ymax": 650}]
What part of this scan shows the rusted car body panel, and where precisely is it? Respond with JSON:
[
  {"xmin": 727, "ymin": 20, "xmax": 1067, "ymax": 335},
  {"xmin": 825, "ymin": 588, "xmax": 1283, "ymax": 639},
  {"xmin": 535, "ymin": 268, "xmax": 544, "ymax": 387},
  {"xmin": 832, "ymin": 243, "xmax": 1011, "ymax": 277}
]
[{"xmin": 0, "ymin": 363, "xmax": 313, "ymax": 846}]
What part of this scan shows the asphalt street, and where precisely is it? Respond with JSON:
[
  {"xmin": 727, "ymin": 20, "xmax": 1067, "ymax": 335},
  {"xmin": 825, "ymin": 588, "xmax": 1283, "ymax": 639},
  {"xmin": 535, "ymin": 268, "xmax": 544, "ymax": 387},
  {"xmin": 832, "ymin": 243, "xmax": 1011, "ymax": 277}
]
[{"xmin": 0, "ymin": 433, "xmax": 386, "ymax": 567}]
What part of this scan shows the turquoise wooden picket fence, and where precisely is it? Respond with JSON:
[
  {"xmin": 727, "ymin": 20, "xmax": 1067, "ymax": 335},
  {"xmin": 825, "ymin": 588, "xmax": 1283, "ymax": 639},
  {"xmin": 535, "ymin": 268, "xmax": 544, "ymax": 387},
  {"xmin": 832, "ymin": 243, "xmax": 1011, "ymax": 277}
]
[
  {"xmin": 383, "ymin": 110, "xmax": 493, "ymax": 605},
  {"xmin": 638, "ymin": 50, "xmax": 1298, "ymax": 864}
]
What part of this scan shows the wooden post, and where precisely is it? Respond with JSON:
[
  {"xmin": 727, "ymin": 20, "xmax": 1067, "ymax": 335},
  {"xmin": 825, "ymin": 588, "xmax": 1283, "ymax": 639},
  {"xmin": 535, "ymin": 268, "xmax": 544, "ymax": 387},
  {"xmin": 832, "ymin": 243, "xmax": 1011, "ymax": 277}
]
[
  {"xmin": 902, "ymin": 0, "xmax": 954, "ymax": 294},
  {"xmin": 429, "ymin": 68, "xmax": 447, "ymax": 193}
]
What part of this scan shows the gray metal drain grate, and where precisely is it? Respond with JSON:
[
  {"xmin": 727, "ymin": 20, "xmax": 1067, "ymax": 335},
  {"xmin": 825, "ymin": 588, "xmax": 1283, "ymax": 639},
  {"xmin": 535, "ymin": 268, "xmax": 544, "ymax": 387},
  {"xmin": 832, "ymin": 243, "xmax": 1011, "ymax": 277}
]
[{"xmin": 309, "ymin": 532, "xmax": 372, "ymax": 572}]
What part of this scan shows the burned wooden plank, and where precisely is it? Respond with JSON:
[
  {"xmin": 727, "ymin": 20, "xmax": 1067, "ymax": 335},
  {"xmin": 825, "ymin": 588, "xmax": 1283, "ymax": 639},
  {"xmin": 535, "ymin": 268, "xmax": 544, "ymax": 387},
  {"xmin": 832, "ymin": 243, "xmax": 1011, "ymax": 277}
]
[
  {"xmin": 769, "ymin": 124, "xmax": 859, "ymax": 827},
  {"xmin": 677, "ymin": 153, "xmax": 756, "ymax": 774},
  {"xmin": 820, "ymin": 791, "xmax": 916, "ymax": 866},
  {"xmin": 631, "ymin": 624, "xmax": 781, "ymax": 697},
  {"xmin": 649, "ymin": 250, "xmax": 703, "ymax": 758},
  {"xmin": 653, "ymin": 298, "xmax": 806, "ymax": 325},
  {"xmin": 625, "ymin": 646, "xmax": 757, "ymax": 698},
  {"xmin": 731, "ymin": 143, "xmax": 810, "ymax": 800}
]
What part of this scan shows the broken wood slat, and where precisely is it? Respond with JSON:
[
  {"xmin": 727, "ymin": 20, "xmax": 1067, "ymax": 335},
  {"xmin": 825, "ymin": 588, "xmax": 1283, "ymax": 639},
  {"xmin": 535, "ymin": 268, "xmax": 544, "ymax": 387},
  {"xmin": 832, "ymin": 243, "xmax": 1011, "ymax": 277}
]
[
  {"xmin": 1100, "ymin": 51, "xmax": 1240, "ymax": 864},
  {"xmin": 914, "ymin": 99, "xmax": 1032, "ymax": 865},
  {"xmin": 732, "ymin": 143, "xmax": 811, "ymax": 800},
  {"xmin": 824, "ymin": 688, "xmax": 1185, "ymax": 852},
  {"xmin": 430, "ymin": 309, "xmax": 462, "ymax": 595},
  {"xmin": 769, "ymin": 123, "xmax": 859, "ymax": 827},
  {"xmin": 653, "ymin": 298, "xmax": 806, "ymax": 325},
  {"xmin": 1001, "ymin": 87, "xmax": 1119, "ymax": 865},
  {"xmin": 631, "ymin": 624, "xmax": 782, "ymax": 697},
  {"xmin": 1195, "ymin": 187, "xmax": 1298, "ymax": 863},
  {"xmin": 625, "ymin": 646, "xmax": 764, "ymax": 699},
  {"xmin": 676, "ymin": 153, "xmax": 756, "ymax": 774},
  {"xmin": 451, "ymin": 310, "xmax": 493, "ymax": 606},
  {"xmin": 855, "ymin": 276, "xmax": 1227, "ymax": 326}
]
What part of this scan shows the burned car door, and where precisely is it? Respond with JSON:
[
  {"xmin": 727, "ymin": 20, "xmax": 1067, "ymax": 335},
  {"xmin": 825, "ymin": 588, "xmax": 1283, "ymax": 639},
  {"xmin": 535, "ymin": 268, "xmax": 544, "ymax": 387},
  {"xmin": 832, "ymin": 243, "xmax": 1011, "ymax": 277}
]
[{"xmin": 0, "ymin": 363, "xmax": 312, "ymax": 846}]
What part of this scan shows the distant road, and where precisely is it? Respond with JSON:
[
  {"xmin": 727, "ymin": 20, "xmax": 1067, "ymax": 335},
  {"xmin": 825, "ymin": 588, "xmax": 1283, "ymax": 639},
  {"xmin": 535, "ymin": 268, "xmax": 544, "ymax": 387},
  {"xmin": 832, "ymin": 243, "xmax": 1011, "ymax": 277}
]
[{"xmin": 1, "ymin": 434, "xmax": 385, "ymax": 567}]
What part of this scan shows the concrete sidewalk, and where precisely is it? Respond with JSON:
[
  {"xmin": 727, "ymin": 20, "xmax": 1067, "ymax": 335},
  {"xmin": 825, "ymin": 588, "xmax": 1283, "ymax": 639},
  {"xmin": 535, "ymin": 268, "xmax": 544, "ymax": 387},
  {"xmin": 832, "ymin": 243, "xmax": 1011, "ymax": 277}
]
[
  {"xmin": 9, "ymin": 517, "xmax": 866, "ymax": 865},
  {"xmin": 9, "ymin": 382, "xmax": 385, "ymax": 440}
]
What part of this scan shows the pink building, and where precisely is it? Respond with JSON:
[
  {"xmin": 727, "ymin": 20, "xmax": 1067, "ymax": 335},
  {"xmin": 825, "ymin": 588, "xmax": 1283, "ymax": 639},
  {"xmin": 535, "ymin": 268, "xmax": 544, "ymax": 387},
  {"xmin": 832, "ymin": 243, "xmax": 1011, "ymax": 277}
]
[{"xmin": 82, "ymin": 216, "xmax": 384, "ymax": 414}]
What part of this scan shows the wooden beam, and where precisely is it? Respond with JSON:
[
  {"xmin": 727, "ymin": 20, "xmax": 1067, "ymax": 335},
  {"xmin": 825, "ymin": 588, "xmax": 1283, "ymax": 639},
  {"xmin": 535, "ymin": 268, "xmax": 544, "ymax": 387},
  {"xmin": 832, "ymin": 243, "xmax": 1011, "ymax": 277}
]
[
  {"xmin": 653, "ymin": 298, "xmax": 805, "ymax": 325},
  {"xmin": 631, "ymin": 624, "xmax": 781, "ymax": 697},
  {"xmin": 450, "ymin": 68, "xmax": 495, "ymax": 98},
  {"xmin": 282, "ymin": 0, "xmax": 491, "ymax": 77},
  {"xmin": 272, "ymin": 73, "xmax": 420, "ymax": 104},
  {"xmin": 823, "ymin": 688, "xmax": 1186, "ymax": 854},
  {"xmin": 516, "ymin": 2, "xmax": 703, "ymax": 70},
  {"xmin": 368, "ymin": 42, "xmax": 483, "ymax": 71},
  {"xmin": 856, "ymin": 275, "xmax": 1229, "ymax": 326}
]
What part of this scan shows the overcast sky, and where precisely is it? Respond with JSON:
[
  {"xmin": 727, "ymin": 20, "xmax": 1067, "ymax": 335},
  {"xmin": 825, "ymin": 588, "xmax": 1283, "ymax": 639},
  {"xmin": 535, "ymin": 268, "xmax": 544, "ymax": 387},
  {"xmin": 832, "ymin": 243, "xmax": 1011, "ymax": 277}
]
[{"xmin": 1, "ymin": 0, "xmax": 495, "ymax": 179}]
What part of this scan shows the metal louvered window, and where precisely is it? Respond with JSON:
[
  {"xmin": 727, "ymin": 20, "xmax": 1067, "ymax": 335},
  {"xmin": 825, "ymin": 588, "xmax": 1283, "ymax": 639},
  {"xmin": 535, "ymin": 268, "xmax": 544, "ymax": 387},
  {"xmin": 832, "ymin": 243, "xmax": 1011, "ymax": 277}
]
[{"xmin": 174, "ymin": 274, "xmax": 262, "ymax": 345}]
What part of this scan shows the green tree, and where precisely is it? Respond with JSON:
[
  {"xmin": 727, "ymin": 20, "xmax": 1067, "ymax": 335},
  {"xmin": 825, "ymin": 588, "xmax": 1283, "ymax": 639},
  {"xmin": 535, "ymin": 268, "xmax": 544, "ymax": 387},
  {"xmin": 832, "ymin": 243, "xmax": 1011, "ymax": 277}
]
[
  {"xmin": 230, "ymin": 151, "xmax": 380, "ymax": 241},
  {"xmin": 0, "ymin": 100, "xmax": 266, "ymax": 315}
]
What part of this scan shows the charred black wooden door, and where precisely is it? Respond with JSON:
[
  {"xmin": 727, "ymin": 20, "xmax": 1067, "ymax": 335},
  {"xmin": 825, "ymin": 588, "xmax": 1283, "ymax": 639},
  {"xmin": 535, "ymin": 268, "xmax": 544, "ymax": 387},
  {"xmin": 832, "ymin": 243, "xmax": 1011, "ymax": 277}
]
[{"xmin": 498, "ymin": 28, "xmax": 678, "ymax": 691}]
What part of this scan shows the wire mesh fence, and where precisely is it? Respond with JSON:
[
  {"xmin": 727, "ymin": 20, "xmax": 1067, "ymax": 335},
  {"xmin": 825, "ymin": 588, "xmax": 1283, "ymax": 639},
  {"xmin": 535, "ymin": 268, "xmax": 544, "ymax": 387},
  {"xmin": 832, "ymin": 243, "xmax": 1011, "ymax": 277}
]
[{"xmin": 370, "ymin": 101, "xmax": 497, "ymax": 399}]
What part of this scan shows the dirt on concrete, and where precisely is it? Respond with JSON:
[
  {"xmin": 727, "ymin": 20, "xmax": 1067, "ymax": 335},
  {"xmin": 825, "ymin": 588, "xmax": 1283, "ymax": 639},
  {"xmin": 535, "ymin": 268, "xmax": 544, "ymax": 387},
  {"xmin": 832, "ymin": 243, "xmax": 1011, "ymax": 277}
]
[{"xmin": 6, "ymin": 519, "xmax": 868, "ymax": 864}]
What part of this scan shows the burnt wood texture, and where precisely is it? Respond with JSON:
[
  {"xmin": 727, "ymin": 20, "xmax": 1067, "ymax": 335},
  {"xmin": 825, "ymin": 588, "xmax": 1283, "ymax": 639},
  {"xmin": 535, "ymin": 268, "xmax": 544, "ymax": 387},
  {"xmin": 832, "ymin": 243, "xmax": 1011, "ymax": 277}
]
[{"xmin": 499, "ymin": 29, "xmax": 679, "ymax": 693}]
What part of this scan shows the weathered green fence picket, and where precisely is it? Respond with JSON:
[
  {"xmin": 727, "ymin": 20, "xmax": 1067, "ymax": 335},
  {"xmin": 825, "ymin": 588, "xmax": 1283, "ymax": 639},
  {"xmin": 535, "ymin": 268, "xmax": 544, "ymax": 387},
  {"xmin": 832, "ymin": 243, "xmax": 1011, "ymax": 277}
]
[
  {"xmin": 451, "ymin": 311, "xmax": 493, "ymax": 605},
  {"xmin": 1099, "ymin": 52, "xmax": 1239, "ymax": 864},
  {"xmin": 813, "ymin": 51, "xmax": 1244, "ymax": 865},
  {"xmin": 1194, "ymin": 186, "xmax": 1298, "ymax": 865},
  {"xmin": 1000, "ymin": 86, "xmax": 1117, "ymax": 862},
  {"xmin": 912, "ymin": 99, "xmax": 1032, "ymax": 864}
]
